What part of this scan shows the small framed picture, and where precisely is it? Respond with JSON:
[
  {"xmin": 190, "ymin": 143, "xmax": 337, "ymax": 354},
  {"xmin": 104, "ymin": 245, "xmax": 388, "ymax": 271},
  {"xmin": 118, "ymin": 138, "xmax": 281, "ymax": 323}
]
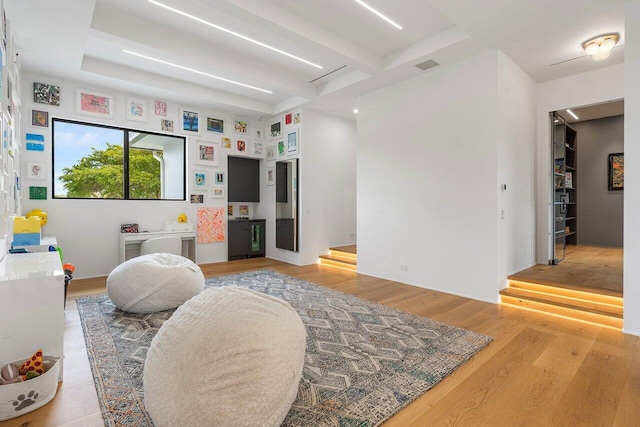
[
  {"xmin": 285, "ymin": 113, "xmax": 292, "ymax": 125},
  {"xmin": 27, "ymin": 162, "xmax": 46, "ymax": 180},
  {"xmin": 161, "ymin": 119, "xmax": 174, "ymax": 132},
  {"xmin": 155, "ymin": 100, "xmax": 167, "ymax": 116},
  {"xmin": 121, "ymin": 223, "xmax": 139, "ymax": 233},
  {"xmin": 266, "ymin": 166, "xmax": 275, "ymax": 186},
  {"xmin": 76, "ymin": 89, "xmax": 114, "ymax": 118},
  {"xmin": 32, "ymin": 110, "xmax": 49, "ymax": 127},
  {"xmin": 33, "ymin": 82, "xmax": 60, "ymax": 106},
  {"xmin": 236, "ymin": 139, "xmax": 247, "ymax": 153},
  {"xmin": 287, "ymin": 130, "xmax": 298, "ymax": 154},
  {"xmin": 608, "ymin": 152, "xmax": 624, "ymax": 191},
  {"xmin": 277, "ymin": 140, "xmax": 285, "ymax": 156},
  {"xmin": 234, "ymin": 119, "xmax": 248, "ymax": 134},
  {"xmin": 207, "ymin": 117, "xmax": 224, "ymax": 134},
  {"xmin": 212, "ymin": 187, "xmax": 225, "ymax": 198},
  {"xmin": 254, "ymin": 142, "xmax": 263, "ymax": 156},
  {"xmin": 270, "ymin": 121, "xmax": 282, "ymax": 139},
  {"xmin": 294, "ymin": 112, "xmax": 301, "ymax": 124},
  {"xmin": 127, "ymin": 97, "xmax": 148, "ymax": 122},
  {"xmin": 190, "ymin": 194, "xmax": 204, "ymax": 203},
  {"xmin": 266, "ymin": 145, "xmax": 276, "ymax": 161},
  {"xmin": 215, "ymin": 172, "xmax": 225, "ymax": 185},
  {"xmin": 194, "ymin": 141, "xmax": 220, "ymax": 166},
  {"xmin": 181, "ymin": 108, "xmax": 200, "ymax": 134},
  {"xmin": 221, "ymin": 137, "xmax": 231, "ymax": 149},
  {"xmin": 254, "ymin": 128, "xmax": 264, "ymax": 140},
  {"xmin": 193, "ymin": 169, "xmax": 209, "ymax": 191}
]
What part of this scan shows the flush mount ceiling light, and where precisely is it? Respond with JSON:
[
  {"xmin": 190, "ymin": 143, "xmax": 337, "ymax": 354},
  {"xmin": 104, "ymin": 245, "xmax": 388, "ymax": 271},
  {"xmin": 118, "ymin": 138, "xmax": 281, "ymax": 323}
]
[
  {"xmin": 582, "ymin": 33, "xmax": 619, "ymax": 61},
  {"xmin": 353, "ymin": 0, "xmax": 402, "ymax": 30},
  {"xmin": 123, "ymin": 50, "xmax": 273, "ymax": 94},
  {"xmin": 147, "ymin": 0, "xmax": 323, "ymax": 69}
]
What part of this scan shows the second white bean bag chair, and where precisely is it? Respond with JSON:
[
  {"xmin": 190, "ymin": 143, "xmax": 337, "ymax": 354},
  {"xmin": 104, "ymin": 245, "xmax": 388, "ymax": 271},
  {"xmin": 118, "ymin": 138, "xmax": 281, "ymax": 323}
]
[
  {"xmin": 107, "ymin": 253, "xmax": 204, "ymax": 313},
  {"xmin": 143, "ymin": 286, "xmax": 306, "ymax": 427}
]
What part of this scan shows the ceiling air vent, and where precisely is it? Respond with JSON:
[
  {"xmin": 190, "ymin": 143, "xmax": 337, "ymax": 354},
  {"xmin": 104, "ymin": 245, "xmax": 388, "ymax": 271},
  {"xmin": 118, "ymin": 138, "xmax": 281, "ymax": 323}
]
[{"xmin": 415, "ymin": 59, "xmax": 439, "ymax": 71}]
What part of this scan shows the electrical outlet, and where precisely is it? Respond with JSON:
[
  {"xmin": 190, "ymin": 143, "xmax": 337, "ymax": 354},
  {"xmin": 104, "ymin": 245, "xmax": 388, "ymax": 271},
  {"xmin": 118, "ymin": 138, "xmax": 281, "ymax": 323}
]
[{"xmin": 400, "ymin": 265, "xmax": 408, "ymax": 271}]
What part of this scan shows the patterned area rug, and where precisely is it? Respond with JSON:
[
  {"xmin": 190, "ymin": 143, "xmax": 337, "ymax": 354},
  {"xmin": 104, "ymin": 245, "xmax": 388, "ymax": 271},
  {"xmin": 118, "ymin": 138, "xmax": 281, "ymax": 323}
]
[{"xmin": 77, "ymin": 269, "xmax": 492, "ymax": 426}]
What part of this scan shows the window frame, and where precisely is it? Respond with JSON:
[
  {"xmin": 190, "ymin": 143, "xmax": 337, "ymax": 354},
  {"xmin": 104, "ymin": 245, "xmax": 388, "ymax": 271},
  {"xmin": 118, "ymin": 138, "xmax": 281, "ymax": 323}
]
[{"xmin": 51, "ymin": 118, "xmax": 187, "ymax": 200}]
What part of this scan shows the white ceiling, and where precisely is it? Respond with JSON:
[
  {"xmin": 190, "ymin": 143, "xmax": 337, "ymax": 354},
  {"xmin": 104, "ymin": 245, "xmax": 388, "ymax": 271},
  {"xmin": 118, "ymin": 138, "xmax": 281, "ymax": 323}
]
[{"xmin": 4, "ymin": 0, "xmax": 631, "ymax": 119}]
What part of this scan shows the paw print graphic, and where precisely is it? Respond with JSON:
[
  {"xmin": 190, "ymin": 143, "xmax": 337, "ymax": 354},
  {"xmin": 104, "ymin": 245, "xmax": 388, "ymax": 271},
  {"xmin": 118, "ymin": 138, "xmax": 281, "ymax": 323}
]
[{"xmin": 12, "ymin": 390, "xmax": 39, "ymax": 411}]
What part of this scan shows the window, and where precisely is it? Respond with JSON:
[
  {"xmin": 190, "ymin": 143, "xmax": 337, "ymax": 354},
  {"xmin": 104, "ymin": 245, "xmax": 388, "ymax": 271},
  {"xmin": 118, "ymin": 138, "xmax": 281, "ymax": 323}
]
[{"xmin": 52, "ymin": 119, "xmax": 186, "ymax": 200}]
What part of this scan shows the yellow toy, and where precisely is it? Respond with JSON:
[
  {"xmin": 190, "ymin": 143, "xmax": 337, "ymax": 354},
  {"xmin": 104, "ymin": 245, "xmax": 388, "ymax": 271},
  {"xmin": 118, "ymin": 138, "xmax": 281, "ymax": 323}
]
[
  {"xmin": 178, "ymin": 213, "xmax": 187, "ymax": 223},
  {"xmin": 12, "ymin": 216, "xmax": 42, "ymax": 246},
  {"xmin": 26, "ymin": 209, "xmax": 48, "ymax": 226}
]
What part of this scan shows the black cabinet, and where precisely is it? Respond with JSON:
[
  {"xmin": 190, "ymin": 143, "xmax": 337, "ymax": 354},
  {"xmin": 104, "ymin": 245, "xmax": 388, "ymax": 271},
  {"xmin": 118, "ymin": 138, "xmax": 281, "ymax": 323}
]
[
  {"xmin": 276, "ymin": 218, "xmax": 295, "ymax": 251},
  {"xmin": 228, "ymin": 219, "xmax": 265, "ymax": 260},
  {"xmin": 228, "ymin": 156, "xmax": 260, "ymax": 202}
]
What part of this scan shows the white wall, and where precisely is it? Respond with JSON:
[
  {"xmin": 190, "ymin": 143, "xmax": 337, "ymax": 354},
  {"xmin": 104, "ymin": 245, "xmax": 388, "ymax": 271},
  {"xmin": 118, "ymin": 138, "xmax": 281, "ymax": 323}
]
[
  {"xmin": 299, "ymin": 108, "xmax": 357, "ymax": 265},
  {"xmin": 536, "ymin": 65, "xmax": 624, "ymax": 264},
  {"xmin": 357, "ymin": 50, "xmax": 535, "ymax": 303},
  {"xmin": 624, "ymin": 0, "xmax": 640, "ymax": 335},
  {"xmin": 497, "ymin": 51, "xmax": 538, "ymax": 288},
  {"xmin": 20, "ymin": 72, "xmax": 262, "ymax": 278},
  {"xmin": 264, "ymin": 108, "xmax": 357, "ymax": 266}
]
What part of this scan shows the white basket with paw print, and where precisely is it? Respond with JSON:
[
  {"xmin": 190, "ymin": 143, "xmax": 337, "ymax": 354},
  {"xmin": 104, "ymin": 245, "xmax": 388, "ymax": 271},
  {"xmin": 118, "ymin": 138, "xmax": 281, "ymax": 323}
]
[{"xmin": 0, "ymin": 356, "xmax": 60, "ymax": 421}]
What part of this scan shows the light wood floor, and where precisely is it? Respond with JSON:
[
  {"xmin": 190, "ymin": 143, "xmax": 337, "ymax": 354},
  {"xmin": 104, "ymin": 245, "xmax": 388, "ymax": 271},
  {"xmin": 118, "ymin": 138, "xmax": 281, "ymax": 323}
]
[
  {"xmin": 509, "ymin": 244, "xmax": 623, "ymax": 296},
  {"xmin": 5, "ymin": 257, "xmax": 639, "ymax": 426}
]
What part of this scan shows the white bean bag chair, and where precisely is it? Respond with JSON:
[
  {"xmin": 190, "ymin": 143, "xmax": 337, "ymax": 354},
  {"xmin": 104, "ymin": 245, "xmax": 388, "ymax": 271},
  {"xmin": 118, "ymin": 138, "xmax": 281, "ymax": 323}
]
[
  {"xmin": 107, "ymin": 253, "xmax": 204, "ymax": 313},
  {"xmin": 143, "ymin": 286, "xmax": 306, "ymax": 427}
]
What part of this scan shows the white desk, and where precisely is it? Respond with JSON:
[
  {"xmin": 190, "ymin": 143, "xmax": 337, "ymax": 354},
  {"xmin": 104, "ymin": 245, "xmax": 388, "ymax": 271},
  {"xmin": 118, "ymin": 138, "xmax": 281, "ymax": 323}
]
[
  {"xmin": 0, "ymin": 251, "xmax": 64, "ymax": 381},
  {"xmin": 119, "ymin": 231, "xmax": 196, "ymax": 263}
]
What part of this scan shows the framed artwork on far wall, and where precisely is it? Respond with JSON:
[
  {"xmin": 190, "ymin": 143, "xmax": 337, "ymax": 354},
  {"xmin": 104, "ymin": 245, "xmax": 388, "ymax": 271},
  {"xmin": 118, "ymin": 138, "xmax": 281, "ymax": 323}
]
[
  {"xmin": 215, "ymin": 171, "xmax": 225, "ymax": 185},
  {"xmin": 181, "ymin": 108, "xmax": 200, "ymax": 134},
  {"xmin": 254, "ymin": 128, "xmax": 264, "ymax": 140},
  {"xmin": 287, "ymin": 129, "xmax": 298, "ymax": 154},
  {"xmin": 27, "ymin": 162, "xmax": 46, "ymax": 180},
  {"xmin": 270, "ymin": 121, "xmax": 281, "ymax": 139},
  {"xmin": 207, "ymin": 117, "xmax": 224, "ymax": 134},
  {"xmin": 31, "ymin": 110, "xmax": 49, "ymax": 127},
  {"xmin": 221, "ymin": 137, "xmax": 232, "ymax": 149},
  {"xmin": 161, "ymin": 119, "xmax": 174, "ymax": 132},
  {"xmin": 266, "ymin": 145, "xmax": 276, "ymax": 161},
  {"xmin": 193, "ymin": 169, "xmax": 209, "ymax": 191},
  {"xmin": 126, "ymin": 97, "xmax": 148, "ymax": 122},
  {"xmin": 76, "ymin": 88, "xmax": 114, "ymax": 118},
  {"xmin": 212, "ymin": 187, "xmax": 225, "ymax": 198},
  {"xmin": 33, "ymin": 82, "xmax": 60, "ymax": 106},
  {"xmin": 236, "ymin": 138, "xmax": 247, "ymax": 153},
  {"xmin": 194, "ymin": 140, "xmax": 220, "ymax": 166},
  {"xmin": 266, "ymin": 166, "xmax": 275, "ymax": 186},
  {"xmin": 608, "ymin": 152, "xmax": 624, "ymax": 191},
  {"xmin": 234, "ymin": 119, "xmax": 248, "ymax": 134}
]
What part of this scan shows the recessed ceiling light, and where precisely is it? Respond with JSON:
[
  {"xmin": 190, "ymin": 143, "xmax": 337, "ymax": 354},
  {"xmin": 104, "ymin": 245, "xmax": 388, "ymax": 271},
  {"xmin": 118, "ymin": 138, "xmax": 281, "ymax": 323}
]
[
  {"xmin": 123, "ymin": 50, "xmax": 273, "ymax": 94},
  {"xmin": 353, "ymin": 0, "xmax": 402, "ymax": 30},
  {"xmin": 353, "ymin": 109, "xmax": 359, "ymax": 114},
  {"xmin": 566, "ymin": 109, "xmax": 579, "ymax": 120},
  {"xmin": 147, "ymin": 0, "xmax": 323, "ymax": 69}
]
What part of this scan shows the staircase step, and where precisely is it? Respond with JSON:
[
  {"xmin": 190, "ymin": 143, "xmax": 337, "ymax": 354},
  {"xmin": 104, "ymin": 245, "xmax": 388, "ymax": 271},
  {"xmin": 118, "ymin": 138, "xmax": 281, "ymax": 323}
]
[
  {"xmin": 327, "ymin": 250, "xmax": 357, "ymax": 262},
  {"xmin": 319, "ymin": 255, "xmax": 357, "ymax": 271},
  {"xmin": 500, "ymin": 287, "xmax": 622, "ymax": 318},
  {"xmin": 501, "ymin": 279, "xmax": 623, "ymax": 329}
]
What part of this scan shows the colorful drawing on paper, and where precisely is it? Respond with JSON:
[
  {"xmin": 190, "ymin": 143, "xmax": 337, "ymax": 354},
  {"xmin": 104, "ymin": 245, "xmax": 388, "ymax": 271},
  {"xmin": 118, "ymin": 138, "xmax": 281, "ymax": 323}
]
[
  {"xmin": 239, "ymin": 205, "xmax": 249, "ymax": 216},
  {"xmin": 33, "ymin": 82, "xmax": 60, "ymax": 106},
  {"xmin": 197, "ymin": 207, "xmax": 225, "ymax": 243},
  {"xmin": 221, "ymin": 137, "xmax": 232, "ymax": 149},
  {"xmin": 80, "ymin": 92, "xmax": 110, "ymax": 115}
]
